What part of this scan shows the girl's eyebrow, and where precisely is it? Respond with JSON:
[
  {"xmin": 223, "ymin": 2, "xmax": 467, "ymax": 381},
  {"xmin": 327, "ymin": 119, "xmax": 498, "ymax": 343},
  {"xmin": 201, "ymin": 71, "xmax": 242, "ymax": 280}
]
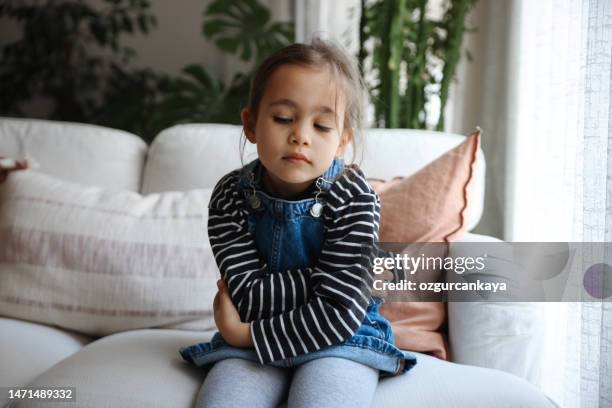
[{"xmin": 269, "ymin": 98, "xmax": 335, "ymax": 115}]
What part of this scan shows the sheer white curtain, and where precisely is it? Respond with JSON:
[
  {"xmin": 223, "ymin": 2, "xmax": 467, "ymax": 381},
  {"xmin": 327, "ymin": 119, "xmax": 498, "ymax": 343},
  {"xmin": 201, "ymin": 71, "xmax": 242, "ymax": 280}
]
[
  {"xmin": 504, "ymin": 0, "xmax": 611, "ymax": 407},
  {"xmin": 293, "ymin": 0, "xmax": 361, "ymax": 54}
]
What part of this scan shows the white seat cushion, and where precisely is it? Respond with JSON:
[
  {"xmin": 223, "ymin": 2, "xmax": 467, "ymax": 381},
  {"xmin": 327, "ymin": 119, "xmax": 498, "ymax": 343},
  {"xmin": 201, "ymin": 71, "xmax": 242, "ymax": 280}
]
[
  {"xmin": 0, "ymin": 317, "xmax": 92, "ymax": 404},
  {"xmin": 14, "ymin": 330, "xmax": 212, "ymax": 408},
  {"xmin": 16, "ymin": 329, "xmax": 554, "ymax": 408},
  {"xmin": 370, "ymin": 352, "xmax": 555, "ymax": 408}
]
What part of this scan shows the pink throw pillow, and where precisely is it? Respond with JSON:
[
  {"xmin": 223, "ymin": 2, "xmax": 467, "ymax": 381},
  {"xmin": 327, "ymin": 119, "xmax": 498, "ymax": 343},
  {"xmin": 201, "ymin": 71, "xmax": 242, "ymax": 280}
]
[
  {"xmin": 369, "ymin": 129, "xmax": 481, "ymax": 243},
  {"xmin": 370, "ymin": 130, "xmax": 481, "ymax": 360}
]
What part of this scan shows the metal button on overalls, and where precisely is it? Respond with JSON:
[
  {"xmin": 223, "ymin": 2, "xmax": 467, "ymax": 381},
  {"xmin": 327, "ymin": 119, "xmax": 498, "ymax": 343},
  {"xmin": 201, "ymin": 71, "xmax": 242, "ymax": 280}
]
[{"xmin": 310, "ymin": 202, "xmax": 323, "ymax": 217}]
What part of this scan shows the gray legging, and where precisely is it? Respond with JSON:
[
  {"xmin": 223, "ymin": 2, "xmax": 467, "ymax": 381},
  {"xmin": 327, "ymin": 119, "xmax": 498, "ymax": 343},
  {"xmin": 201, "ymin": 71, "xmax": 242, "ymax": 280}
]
[{"xmin": 195, "ymin": 357, "xmax": 379, "ymax": 408}]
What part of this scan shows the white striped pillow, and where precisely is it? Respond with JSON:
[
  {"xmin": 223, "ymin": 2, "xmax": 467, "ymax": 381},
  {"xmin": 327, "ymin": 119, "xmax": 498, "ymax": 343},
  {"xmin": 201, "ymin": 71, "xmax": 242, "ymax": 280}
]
[{"xmin": 0, "ymin": 170, "xmax": 218, "ymax": 335}]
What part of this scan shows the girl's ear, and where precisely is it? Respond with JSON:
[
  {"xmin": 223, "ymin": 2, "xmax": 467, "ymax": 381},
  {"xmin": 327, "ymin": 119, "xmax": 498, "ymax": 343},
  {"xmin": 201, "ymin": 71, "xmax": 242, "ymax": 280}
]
[
  {"xmin": 241, "ymin": 108, "xmax": 256, "ymax": 143},
  {"xmin": 335, "ymin": 128, "xmax": 354, "ymax": 158}
]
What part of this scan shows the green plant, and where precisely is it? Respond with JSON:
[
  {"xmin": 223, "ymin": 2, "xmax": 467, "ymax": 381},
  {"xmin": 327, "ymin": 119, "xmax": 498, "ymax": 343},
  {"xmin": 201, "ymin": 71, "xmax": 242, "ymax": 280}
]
[
  {"xmin": 0, "ymin": 0, "xmax": 293, "ymax": 142},
  {"xmin": 359, "ymin": 0, "xmax": 478, "ymax": 130},
  {"xmin": 203, "ymin": 0, "xmax": 293, "ymax": 65},
  {"xmin": 0, "ymin": 0, "xmax": 158, "ymax": 123},
  {"xmin": 150, "ymin": 0, "xmax": 294, "ymax": 132}
]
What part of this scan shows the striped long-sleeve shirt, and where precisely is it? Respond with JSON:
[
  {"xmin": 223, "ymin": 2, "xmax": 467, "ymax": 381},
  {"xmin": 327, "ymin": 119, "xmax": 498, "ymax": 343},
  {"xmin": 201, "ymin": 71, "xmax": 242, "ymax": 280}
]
[{"xmin": 207, "ymin": 164, "xmax": 380, "ymax": 364}]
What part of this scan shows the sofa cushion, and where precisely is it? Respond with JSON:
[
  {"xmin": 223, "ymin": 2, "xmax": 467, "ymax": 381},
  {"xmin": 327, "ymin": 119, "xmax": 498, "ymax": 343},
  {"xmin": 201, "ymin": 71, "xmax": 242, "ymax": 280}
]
[
  {"xmin": 15, "ymin": 329, "xmax": 555, "ymax": 408},
  {"xmin": 10, "ymin": 330, "xmax": 211, "ymax": 408},
  {"xmin": 0, "ymin": 170, "xmax": 218, "ymax": 336},
  {"xmin": 370, "ymin": 351, "xmax": 555, "ymax": 408},
  {"xmin": 141, "ymin": 124, "xmax": 257, "ymax": 193},
  {"xmin": 0, "ymin": 317, "xmax": 92, "ymax": 405},
  {"xmin": 0, "ymin": 118, "xmax": 147, "ymax": 191}
]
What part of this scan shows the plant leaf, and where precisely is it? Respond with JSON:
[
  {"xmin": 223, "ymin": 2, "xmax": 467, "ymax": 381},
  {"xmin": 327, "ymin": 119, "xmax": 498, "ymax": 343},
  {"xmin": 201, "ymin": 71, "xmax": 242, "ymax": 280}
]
[{"xmin": 202, "ymin": 0, "xmax": 293, "ymax": 63}]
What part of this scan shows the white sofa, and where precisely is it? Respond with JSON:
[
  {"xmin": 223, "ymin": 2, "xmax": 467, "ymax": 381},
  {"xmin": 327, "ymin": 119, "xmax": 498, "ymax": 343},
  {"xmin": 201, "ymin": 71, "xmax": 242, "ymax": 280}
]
[{"xmin": 0, "ymin": 118, "xmax": 556, "ymax": 408}]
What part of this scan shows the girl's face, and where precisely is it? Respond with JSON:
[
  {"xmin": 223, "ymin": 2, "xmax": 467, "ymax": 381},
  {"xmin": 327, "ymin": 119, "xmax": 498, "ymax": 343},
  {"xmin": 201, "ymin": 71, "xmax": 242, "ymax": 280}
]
[{"xmin": 241, "ymin": 64, "xmax": 352, "ymax": 199}]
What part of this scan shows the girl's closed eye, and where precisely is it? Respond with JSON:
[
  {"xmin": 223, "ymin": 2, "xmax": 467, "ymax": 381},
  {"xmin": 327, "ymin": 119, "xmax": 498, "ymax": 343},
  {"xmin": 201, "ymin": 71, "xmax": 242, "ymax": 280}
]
[
  {"xmin": 314, "ymin": 123, "xmax": 333, "ymax": 132},
  {"xmin": 273, "ymin": 116, "xmax": 292, "ymax": 124}
]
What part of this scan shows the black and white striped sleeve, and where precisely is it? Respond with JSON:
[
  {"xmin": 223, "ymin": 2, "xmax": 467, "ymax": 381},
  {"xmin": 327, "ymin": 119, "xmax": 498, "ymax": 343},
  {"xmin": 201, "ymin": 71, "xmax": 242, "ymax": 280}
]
[
  {"xmin": 249, "ymin": 166, "xmax": 379, "ymax": 364},
  {"xmin": 207, "ymin": 171, "xmax": 311, "ymax": 322}
]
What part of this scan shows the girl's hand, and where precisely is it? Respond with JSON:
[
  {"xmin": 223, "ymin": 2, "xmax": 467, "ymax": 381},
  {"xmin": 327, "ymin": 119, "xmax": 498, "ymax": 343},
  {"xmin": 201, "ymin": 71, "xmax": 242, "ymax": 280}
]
[{"xmin": 213, "ymin": 279, "xmax": 253, "ymax": 348}]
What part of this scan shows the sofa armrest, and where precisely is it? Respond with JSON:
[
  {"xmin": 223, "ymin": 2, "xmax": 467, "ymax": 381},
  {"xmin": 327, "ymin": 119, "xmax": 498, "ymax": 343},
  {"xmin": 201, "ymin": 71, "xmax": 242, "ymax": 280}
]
[{"xmin": 447, "ymin": 233, "xmax": 546, "ymax": 387}]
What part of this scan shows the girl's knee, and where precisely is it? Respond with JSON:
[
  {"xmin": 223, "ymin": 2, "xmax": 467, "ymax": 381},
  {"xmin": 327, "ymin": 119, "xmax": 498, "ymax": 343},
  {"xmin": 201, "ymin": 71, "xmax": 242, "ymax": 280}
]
[
  {"xmin": 288, "ymin": 358, "xmax": 378, "ymax": 408},
  {"xmin": 196, "ymin": 359, "xmax": 291, "ymax": 408}
]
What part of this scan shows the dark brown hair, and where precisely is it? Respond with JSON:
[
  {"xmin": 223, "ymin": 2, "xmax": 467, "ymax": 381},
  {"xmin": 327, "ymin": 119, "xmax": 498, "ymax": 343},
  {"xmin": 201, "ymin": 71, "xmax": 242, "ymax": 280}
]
[{"xmin": 239, "ymin": 38, "xmax": 367, "ymax": 170}]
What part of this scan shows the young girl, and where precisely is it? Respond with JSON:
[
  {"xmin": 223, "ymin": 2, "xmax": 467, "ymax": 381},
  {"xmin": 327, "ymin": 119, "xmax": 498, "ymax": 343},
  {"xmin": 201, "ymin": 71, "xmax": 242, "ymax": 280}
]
[{"xmin": 179, "ymin": 38, "xmax": 416, "ymax": 408}]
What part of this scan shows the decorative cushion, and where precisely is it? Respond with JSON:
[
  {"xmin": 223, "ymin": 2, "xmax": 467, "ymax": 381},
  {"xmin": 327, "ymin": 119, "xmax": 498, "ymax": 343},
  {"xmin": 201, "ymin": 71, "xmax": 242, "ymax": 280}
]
[
  {"xmin": 370, "ymin": 130, "xmax": 481, "ymax": 360},
  {"xmin": 369, "ymin": 129, "xmax": 481, "ymax": 243},
  {"xmin": 0, "ymin": 170, "xmax": 218, "ymax": 336},
  {"xmin": 380, "ymin": 301, "xmax": 449, "ymax": 360},
  {"xmin": 354, "ymin": 127, "xmax": 486, "ymax": 231}
]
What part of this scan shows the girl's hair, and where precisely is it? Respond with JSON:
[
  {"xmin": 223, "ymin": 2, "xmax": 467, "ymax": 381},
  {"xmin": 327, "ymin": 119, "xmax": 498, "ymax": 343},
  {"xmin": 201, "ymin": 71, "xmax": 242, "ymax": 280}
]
[{"xmin": 239, "ymin": 37, "xmax": 367, "ymax": 172}]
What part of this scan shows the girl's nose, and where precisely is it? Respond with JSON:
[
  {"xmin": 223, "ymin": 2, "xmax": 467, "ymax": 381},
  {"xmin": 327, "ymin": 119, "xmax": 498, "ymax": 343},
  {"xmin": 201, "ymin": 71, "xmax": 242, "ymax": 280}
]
[{"xmin": 290, "ymin": 123, "xmax": 311, "ymax": 145}]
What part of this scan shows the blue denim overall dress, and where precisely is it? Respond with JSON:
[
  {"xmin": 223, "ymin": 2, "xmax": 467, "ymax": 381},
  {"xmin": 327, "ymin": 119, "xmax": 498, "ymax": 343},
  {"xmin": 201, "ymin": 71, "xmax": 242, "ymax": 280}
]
[{"xmin": 179, "ymin": 158, "xmax": 417, "ymax": 378}]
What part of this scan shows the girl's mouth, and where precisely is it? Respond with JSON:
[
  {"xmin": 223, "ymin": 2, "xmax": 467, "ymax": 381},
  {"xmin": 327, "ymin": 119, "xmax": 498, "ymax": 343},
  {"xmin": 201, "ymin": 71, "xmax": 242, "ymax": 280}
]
[{"xmin": 283, "ymin": 154, "xmax": 310, "ymax": 164}]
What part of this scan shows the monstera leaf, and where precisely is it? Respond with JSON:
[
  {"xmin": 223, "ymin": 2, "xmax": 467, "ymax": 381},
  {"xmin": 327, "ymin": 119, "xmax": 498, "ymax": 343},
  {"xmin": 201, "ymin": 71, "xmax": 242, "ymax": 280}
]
[
  {"xmin": 203, "ymin": 0, "xmax": 293, "ymax": 63},
  {"xmin": 148, "ymin": 64, "xmax": 229, "ymax": 133}
]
